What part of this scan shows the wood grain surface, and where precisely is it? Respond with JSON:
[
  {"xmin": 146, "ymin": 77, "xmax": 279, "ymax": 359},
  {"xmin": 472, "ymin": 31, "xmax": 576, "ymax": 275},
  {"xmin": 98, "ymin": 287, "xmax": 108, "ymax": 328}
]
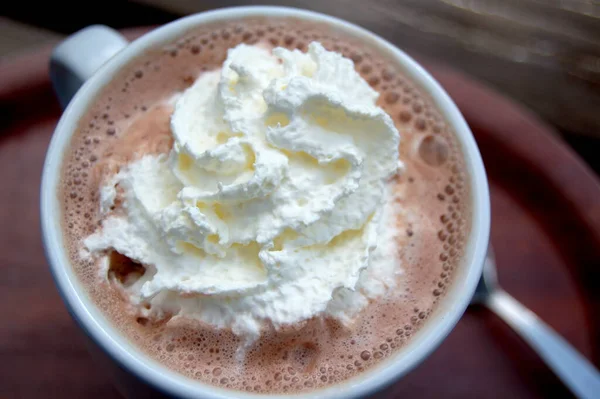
[{"xmin": 1, "ymin": 28, "xmax": 599, "ymax": 398}]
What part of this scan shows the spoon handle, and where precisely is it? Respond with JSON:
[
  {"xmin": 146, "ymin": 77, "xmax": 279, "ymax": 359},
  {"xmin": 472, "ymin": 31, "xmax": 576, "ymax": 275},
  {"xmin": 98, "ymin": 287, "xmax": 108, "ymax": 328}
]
[{"xmin": 486, "ymin": 290, "xmax": 600, "ymax": 399}]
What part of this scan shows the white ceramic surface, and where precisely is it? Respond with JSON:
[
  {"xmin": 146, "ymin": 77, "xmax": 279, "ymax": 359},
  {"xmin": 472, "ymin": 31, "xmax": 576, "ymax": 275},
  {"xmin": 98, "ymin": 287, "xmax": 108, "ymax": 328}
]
[{"xmin": 41, "ymin": 6, "xmax": 490, "ymax": 399}]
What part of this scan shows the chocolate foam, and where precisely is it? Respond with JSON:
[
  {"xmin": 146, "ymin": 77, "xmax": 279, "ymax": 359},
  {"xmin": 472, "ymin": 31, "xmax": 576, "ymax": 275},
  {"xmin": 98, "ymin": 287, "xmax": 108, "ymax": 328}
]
[{"xmin": 59, "ymin": 17, "xmax": 471, "ymax": 394}]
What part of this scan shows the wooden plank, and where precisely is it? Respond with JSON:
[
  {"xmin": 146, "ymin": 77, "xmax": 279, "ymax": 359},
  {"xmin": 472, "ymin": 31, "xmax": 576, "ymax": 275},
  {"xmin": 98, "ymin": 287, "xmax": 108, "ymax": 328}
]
[{"xmin": 0, "ymin": 18, "xmax": 62, "ymax": 59}]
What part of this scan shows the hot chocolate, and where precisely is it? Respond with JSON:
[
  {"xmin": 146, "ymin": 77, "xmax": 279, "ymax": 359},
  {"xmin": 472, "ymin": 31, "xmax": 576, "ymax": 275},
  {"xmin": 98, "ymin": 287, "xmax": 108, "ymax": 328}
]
[{"xmin": 59, "ymin": 16, "xmax": 471, "ymax": 394}]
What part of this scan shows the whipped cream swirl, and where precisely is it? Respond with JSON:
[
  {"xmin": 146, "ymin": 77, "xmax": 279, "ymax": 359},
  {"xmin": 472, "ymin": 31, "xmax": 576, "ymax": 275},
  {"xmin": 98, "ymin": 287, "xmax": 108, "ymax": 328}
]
[{"xmin": 86, "ymin": 42, "xmax": 401, "ymax": 339}]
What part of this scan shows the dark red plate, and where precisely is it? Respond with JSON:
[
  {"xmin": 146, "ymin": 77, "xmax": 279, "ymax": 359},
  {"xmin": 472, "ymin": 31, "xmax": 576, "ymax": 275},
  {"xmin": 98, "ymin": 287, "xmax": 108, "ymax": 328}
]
[{"xmin": 1, "ymin": 29, "xmax": 598, "ymax": 398}]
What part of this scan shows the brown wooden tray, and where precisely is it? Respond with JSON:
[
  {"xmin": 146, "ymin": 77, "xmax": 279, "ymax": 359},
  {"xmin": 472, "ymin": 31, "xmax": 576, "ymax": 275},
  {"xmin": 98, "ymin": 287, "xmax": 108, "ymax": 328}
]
[{"xmin": 1, "ymin": 29, "xmax": 599, "ymax": 398}]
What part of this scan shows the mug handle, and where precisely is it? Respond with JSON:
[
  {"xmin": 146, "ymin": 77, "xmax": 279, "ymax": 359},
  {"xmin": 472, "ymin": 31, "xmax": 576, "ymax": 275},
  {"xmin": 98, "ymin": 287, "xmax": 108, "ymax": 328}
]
[{"xmin": 50, "ymin": 25, "xmax": 128, "ymax": 108}]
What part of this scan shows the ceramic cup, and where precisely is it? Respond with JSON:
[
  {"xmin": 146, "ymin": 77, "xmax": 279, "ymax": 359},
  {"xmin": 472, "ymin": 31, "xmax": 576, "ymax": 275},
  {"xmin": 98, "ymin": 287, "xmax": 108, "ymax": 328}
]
[{"xmin": 41, "ymin": 6, "xmax": 490, "ymax": 398}]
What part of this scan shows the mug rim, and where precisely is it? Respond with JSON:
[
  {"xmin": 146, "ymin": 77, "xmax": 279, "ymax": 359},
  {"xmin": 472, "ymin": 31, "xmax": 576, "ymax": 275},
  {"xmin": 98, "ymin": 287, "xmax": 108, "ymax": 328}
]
[{"xmin": 41, "ymin": 5, "xmax": 490, "ymax": 399}]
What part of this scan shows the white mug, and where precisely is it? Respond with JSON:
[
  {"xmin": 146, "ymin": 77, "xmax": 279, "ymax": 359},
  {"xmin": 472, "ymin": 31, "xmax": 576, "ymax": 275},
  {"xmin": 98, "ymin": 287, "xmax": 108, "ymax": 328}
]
[{"xmin": 41, "ymin": 6, "xmax": 490, "ymax": 398}]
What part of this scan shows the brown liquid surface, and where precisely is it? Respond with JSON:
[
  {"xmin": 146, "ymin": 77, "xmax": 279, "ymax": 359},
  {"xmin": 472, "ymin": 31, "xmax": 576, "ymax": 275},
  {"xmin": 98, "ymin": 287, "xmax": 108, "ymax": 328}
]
[{"xmin": 60, "ymin": 17, "xmax": 471, "ymax": 394}]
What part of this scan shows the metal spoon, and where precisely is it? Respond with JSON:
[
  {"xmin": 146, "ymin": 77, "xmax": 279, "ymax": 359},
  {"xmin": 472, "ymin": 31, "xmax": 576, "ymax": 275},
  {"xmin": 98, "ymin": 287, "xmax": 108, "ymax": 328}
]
[{"xmin": 471, "ymin": 246, "xmax": 600, "ymax": 399}]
